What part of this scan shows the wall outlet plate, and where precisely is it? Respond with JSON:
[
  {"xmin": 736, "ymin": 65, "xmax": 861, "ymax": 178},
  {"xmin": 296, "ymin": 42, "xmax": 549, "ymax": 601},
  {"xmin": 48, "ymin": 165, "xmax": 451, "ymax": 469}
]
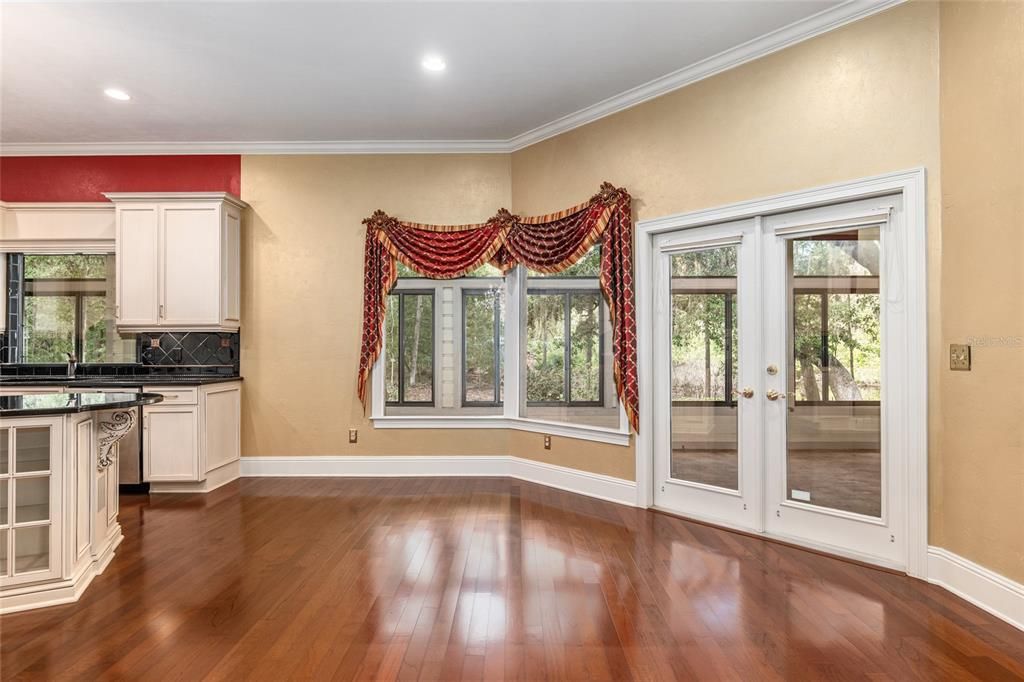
[
  {"xmin": 950, "ymin": 343, "xmax": 971, "ymax": 371},
  {"xmin": 543, "ymin": 435, "xmax": 551, "ymax": 450},
  {"xmin": 348, "ymin": 428, "xmax": 358, "ymax": 444},
  {"xmin": 150, "ymin": 338, "xmax": 160, "ymax": 348}
]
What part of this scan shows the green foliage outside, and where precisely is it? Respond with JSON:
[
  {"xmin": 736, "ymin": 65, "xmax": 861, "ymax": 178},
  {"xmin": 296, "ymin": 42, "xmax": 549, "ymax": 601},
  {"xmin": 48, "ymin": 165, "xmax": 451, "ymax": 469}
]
[
  {"xmin": 525, "ymin": 292, "xmax": 601, "ymax": 403},
  {"xmin": 464, "ymin": 291, "xmax": 502, "ymax": 403},
  {"xmin": 20, "ymin": 255, "xmax": 133, "ymax": 364},
  {"xmin": 384, "ymin": 293, "xmax": 434, "ymax": 403}
]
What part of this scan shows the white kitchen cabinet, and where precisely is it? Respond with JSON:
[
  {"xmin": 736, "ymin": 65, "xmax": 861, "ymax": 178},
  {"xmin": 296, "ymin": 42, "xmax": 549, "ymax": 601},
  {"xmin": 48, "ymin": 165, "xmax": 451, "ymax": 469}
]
[
  {"xmin": 143, "ymin": 406, "xmax": 200, "ymax": 482},
  {"xmin": 0, "ymin": 419, "xmax": 63, "ymax": 587},
  {"xmin": 107, "ymin": 193, "xmax": 246, "ymax": 332},
  {"xmin": 142, "ymin": 382, "xmax": 241, "ymax": 493}
]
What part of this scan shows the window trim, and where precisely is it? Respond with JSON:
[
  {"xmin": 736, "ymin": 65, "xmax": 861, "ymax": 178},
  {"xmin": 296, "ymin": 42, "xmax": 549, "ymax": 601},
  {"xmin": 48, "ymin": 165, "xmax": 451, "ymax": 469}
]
[{"xmin": 384, "ymin": 289, "xmax": 436, "ymax": 407}]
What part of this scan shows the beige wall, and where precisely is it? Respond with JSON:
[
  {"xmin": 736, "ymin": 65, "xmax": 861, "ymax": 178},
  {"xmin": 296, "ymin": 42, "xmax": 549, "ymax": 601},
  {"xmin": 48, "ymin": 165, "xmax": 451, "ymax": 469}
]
[
  {"xmin": 237, "ymin": 1, "xmax": 1023, "ymax": 582},
  {"xmin": 509, "ymin": 1, "xmax": 943, "ymax": 486},
  {"xmin": 937, "ymin": 0, "xmax": 1024, "ymax": 582},
  {"xmin": 240, "ymin": 155, "xmax": 512, "ymax": 458}
]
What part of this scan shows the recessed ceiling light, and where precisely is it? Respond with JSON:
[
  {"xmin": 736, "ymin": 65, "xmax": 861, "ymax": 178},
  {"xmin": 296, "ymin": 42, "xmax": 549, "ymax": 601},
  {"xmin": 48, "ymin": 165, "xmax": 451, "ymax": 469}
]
[
  {"xmin": 421, "ymin": 55, "xmax": 446, "ymax": 73},
  {"xmin": 104, "ymin": 88, "xmax": 131, "ymax": 101}
]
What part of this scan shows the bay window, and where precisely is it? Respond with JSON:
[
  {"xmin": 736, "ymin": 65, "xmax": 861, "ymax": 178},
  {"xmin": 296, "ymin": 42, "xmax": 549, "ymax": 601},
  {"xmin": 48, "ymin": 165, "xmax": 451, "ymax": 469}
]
[{"xmin": 376, "ymin": 246, "xmax": 628, "ymax": 444}]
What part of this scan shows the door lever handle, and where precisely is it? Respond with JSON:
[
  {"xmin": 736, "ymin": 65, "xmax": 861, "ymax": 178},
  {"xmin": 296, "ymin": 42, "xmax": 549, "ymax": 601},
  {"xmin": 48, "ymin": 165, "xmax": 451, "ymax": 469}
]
[{"xmin": 766, "ymin": 390, "xmax": 786, "ymax": 401}]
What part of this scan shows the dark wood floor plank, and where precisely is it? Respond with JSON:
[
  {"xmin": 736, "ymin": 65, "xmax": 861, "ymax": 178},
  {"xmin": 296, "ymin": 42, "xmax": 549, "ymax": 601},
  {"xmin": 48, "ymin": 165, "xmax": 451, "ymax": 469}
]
[{"xmin": 2, "ymin": 476, "xmax": 1022, "ymax": 681}]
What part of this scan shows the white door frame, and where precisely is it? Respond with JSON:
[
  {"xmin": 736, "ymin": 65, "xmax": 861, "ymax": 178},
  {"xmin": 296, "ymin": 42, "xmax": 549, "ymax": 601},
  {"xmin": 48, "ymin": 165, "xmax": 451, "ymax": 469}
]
[{"xmin": 635, "ymin": 168, "xmax": 928, "ymax": 577}]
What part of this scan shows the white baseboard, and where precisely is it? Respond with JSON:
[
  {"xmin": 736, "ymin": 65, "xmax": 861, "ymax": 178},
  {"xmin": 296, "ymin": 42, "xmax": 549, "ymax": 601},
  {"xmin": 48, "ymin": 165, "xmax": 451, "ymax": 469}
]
[
  {"xmin": 928, "ymin": 546, "xmax": 1024, "ymax": 632},
  {"xmin": 239, "ymin": 455, "xmax": 637, "ymax": 507},
  {"xmin": 149, "ymin": 460, "xmax": 241, "ymax": 494}
]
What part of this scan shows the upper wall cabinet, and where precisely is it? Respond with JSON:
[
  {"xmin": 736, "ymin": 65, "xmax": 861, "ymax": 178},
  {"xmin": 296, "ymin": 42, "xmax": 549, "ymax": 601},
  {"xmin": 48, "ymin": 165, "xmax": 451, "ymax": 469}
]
[{"xmin": 105, "ymin": 193, "xmax": 246, "ymax": 332}]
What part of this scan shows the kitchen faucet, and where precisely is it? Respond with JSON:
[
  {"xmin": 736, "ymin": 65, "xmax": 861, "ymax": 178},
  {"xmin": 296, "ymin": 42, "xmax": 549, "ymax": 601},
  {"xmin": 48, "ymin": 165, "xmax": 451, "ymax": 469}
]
[{"xmin": 66, "ymin": 352, "xmax": 78, "ymax": 379}]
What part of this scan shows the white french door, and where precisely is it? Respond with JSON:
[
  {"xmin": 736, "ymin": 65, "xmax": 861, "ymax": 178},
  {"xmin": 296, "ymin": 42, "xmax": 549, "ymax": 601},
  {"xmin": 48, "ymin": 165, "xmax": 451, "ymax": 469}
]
[{"xmin": 652, "ymin": 195, "xmax": 909, "ymax": 569}]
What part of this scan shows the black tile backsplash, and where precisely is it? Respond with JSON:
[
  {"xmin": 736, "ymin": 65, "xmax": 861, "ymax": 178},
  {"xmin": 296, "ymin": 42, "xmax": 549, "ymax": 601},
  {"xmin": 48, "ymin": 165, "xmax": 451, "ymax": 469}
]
[
  {"xmin": 137, "ymin": 331, "xmax": 239, "ymax": 368},
  {"xmin": 1, "ymin": 331, "xmax": 240, "ymax": 379}
]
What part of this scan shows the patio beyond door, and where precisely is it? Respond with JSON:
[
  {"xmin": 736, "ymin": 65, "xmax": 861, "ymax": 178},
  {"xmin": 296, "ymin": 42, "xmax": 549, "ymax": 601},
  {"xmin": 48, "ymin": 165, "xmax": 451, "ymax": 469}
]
[{"xmin": 652, "ymin": 195, "xmax": 908, "ymax": 570}]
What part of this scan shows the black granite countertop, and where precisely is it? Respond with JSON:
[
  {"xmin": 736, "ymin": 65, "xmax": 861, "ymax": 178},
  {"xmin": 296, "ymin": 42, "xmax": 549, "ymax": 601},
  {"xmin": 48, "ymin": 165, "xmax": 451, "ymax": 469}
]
[
  {"xmin": 0, "ymin": 376, "xmax": 243, "ymax": 388},
  {"xmin": 0, "ymin": 391, "xmax": 164, "ymax": 417}
]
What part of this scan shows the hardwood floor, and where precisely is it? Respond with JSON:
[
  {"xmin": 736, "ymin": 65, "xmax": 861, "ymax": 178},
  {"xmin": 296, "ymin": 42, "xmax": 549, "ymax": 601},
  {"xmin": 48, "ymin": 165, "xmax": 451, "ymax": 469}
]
[{"xmin": 2, "ymin": 477, "xmax": 1022, "ymax": 681}]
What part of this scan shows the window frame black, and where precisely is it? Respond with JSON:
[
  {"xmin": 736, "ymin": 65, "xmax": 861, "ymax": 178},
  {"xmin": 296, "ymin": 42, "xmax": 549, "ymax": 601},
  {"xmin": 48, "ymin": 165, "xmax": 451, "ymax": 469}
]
[
  {"xmin": 524, "ymin": 287, "xmax": 606, "ymax": 408},
  {"xmin": 460, "ymin": 288, "xmax": 503, "ymax": 408},
  {"xmin": 384, "ymin": 289, "xmax": 436, "ymax": 407}
]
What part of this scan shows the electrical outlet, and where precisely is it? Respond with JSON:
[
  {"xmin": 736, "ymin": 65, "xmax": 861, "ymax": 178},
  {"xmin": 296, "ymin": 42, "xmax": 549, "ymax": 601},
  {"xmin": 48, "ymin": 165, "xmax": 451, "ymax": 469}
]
[
  {"xmin": 150, "ymin": 338, "xmax": 160, "ymax": 348},
  {"xmin": 220, "ymin": 337, "xmax": 231, "ymax": 348},
  {"xmin": 348, "ymin": 428, "xmax": 358, "ymax": 444},
  {"xmin": 950, "ymin": 344, "xmax": 971, "ymax": 371},
  {"xmin": 543, "ymin": 435, "xmax": 551, "ymax": 450}
]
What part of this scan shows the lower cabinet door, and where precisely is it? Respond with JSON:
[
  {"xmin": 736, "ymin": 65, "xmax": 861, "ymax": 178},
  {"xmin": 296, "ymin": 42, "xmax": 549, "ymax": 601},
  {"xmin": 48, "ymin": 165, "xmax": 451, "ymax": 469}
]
[{"xmin": 143, "ymin": 407, "xmax": 200, "ymax": 482}]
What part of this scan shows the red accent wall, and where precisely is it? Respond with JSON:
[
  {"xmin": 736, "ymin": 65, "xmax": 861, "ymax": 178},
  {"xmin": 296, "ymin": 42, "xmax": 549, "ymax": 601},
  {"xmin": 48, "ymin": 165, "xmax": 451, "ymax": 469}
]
[{"xmin": 0, "ymin": 155, "xmax": 241, "ymax": 202}]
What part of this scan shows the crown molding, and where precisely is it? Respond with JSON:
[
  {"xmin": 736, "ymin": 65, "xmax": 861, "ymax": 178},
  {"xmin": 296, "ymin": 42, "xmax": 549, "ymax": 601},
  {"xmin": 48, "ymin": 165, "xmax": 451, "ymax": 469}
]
[
  {"xmin": 505, "ymin": 0, "xmax": 904, "ymax": 151},
  {"xmin": 0, "ymin": 139, "xmax": 512, "ymax": 156},
  {"xmin": 0, "ymin": 0, "xmax": 903, "ymax": 158}
]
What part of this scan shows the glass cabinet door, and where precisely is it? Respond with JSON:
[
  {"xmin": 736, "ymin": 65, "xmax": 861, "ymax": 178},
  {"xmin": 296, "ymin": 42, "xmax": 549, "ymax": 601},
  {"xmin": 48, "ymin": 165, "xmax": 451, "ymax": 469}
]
[{"xmin": 0, "ymin": 421, "xmax": 61, "ymax": 585}]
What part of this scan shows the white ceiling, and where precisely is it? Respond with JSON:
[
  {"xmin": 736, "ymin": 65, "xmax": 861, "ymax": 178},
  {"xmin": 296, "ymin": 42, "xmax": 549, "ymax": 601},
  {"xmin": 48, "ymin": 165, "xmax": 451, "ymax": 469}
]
[{"xmin": 1, "ymin": 1, "xmax": 896, "ymax": 153}]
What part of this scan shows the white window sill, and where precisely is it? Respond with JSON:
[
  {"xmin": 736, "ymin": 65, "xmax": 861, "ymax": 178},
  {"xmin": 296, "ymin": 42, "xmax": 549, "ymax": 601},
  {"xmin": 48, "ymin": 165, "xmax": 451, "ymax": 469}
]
[{"xmin": 370, "ymin": 415, "xmax": 631, "ymax": 446}]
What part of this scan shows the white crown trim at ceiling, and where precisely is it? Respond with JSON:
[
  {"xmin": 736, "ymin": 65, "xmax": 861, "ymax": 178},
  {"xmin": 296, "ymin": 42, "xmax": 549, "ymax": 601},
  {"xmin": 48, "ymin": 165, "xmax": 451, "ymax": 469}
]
[{"xmin": 0, "ymin": 0, "xmax": 904, "ymax": 157}]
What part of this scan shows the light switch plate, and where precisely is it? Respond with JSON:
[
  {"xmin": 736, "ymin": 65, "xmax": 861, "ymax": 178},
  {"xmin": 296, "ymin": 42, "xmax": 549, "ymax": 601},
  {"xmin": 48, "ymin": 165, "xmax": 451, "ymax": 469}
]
[{"xmin": 950, "ymin": 344, "xmax": 971, "ymax": 371}]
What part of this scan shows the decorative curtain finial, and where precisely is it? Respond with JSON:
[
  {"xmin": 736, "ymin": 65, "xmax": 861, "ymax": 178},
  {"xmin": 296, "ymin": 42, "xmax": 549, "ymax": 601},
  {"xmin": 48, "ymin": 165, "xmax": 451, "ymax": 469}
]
[
  {"xmin": 363, "ymin": 209, "xmax": 401, "ymax": 232},
  {"xmin": 591, "ymin": 182, "xmax": 628, "ymax": 205},
  {"xmin": 488, "ymin": 207, "xmax": 520, "ymax": 227}
]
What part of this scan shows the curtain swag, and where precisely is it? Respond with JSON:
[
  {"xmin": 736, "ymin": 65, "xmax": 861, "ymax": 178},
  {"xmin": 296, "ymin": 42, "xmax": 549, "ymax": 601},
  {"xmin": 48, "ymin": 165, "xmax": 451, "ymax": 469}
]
[{"xmin": 358, "ymin": 182, "xmax": 638, "ymax": 432}]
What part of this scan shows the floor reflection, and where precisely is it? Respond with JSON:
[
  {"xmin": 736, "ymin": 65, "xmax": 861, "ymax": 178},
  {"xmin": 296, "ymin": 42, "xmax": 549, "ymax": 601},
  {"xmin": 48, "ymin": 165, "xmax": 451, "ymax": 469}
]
[{"xmin": 1, "ymin": 477, "xmax": 1020, "ymax": 681}]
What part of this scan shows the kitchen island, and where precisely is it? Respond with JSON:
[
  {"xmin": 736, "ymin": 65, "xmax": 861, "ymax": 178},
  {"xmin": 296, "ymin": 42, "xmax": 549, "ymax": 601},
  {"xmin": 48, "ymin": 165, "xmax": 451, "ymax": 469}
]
[{"xmin": 0, "ymin": 391, "xmax": 162, "ymax": 613}]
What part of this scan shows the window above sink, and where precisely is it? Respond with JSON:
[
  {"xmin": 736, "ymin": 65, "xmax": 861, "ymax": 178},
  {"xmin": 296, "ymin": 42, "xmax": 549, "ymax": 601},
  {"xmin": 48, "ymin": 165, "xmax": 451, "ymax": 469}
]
[{"xmin": 3, "ymin": 253, "xmax": 136, "ymax": 364}]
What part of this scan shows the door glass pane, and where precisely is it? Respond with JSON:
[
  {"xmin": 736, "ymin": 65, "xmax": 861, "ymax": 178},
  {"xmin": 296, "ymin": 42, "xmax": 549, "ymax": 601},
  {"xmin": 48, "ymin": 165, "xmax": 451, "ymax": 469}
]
[
  {"xmin": 0, "ymin": 529, "xmax": 7, "ymax": 575},
  {"xmin": 0, "ymin": 427, "xmax": 8, "ymax": 475},
  {"xmin": 14, "ymin": 525, "xmax": 49, "ymax": 573},
  {"xmin": 15, "ymin": 477, "xmax": 49, "ymax": 523},
  {"xmin": 15, "ymin": 426, "xmax": 50, "ymax": 473},
  {"xmin": 669, "ymin": 246, "xmax": 739, "ymax": 490},
  {"xmin": 787, "ymin": 227, "xmax": 882, "ymax": 517},
  {"xmin": 1, "ymin": 481, "xmax": 8, "ymax": 526}
]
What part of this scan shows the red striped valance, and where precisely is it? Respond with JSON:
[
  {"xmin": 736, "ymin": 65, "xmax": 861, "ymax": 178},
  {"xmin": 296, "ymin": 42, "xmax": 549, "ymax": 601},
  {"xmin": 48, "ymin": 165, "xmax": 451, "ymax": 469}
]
[{"xmin": 358, "ymin": 182, "xmax": 638, "ymax": 432}]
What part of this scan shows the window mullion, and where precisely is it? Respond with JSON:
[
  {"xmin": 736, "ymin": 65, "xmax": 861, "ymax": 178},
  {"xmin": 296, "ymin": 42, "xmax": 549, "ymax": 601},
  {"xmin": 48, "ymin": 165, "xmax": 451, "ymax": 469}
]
[
  {"xmin": 563, "ymin": 292, "xmax": 571, "ymax": 405},
  {"xmin": 492, "ymin": 293, "xmax": 501, "ymax": 404},
  {"xmin": 397, "ymin": 293, "xmax": 406, "ymax": 404}
]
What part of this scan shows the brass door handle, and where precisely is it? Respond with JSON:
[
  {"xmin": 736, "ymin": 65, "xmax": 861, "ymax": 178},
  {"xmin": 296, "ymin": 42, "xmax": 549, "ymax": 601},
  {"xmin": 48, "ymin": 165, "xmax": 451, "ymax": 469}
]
[
  {"xmin": 732, "ymin": 387, "xmax": 754, "ymax": 399},
  {"xmin": 766, "ymin": 390, "xmax": 786, "ymax": 401}
]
